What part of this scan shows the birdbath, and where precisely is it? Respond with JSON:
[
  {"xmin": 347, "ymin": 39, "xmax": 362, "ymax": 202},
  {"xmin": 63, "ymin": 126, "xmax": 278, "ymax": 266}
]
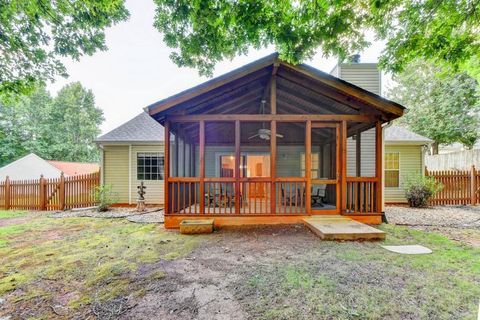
[{"xmin": 137, "ymin": 181, "xmax": 147, "ymax": 212}]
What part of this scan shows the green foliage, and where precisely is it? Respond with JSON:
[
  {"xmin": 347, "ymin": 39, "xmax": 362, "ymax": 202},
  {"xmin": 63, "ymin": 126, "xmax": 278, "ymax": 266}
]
[
  {"xmin": 404, "ymin": 175, "xmax": 443, "ymax": 207},
  {"xmin": 94, "ymin": 185, "xmax": 119, "ymax": 212},
  {"xmin": 153, "ymin": 0, "xmax": 369, "ymax": 76},
  {"xmin": 152, "ymin": 0, "xmax": 480, "ymax": 77},
  {"xmin": 0, "ymin": 0, "xmax": 129, "ymax": 96},
  {"xmin": 0, "ymin": 82, "xmax": 104, "ymax": 166},
  {"xmin": 388, "ymin": 60, "xmax": 480, "ymax": 150}
]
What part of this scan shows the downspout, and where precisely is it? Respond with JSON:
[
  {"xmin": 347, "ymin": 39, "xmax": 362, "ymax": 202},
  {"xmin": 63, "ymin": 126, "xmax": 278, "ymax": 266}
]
[{"xmin": 128, "ymin": 145, "xmax": 132, "ymax": 205}]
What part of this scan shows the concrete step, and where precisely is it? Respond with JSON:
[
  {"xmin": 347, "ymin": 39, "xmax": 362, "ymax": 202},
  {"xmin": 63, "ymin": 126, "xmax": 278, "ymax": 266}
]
[{"xmin": 303, "ymin": 215, "xmax": 386, "ymax": 241}]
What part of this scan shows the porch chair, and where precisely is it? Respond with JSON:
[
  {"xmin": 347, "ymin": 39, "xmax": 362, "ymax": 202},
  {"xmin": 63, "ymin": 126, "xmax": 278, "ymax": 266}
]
[
  {"xmin": 311, "ymin": 184, "xmax": 327, "ymax": 207},
  {"xmin": 281, "ymin": 185, "xmax": 303, "ymax": 207}
]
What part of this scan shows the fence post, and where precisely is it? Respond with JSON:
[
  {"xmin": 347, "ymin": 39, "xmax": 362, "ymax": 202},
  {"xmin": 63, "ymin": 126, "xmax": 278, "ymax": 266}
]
[
  {"xmin": 471, "ymin": 165, "xmax": 477, "ymax": 206},
  {"xmin": 5, "ymin": 176, "xmax": 10, "ymax": 210},
  {"xmin": 59, "ymin": 172, "xmax": 65, "ymax": 210},
  {"xmin": 39, "ymin": 175, "xmax": 46, "ymax": 210}
]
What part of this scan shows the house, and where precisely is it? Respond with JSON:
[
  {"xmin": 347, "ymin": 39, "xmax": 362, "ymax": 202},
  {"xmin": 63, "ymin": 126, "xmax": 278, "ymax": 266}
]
[
  {"xmin": 144, "ymin": 53, "xmax": 405, "ymax": 228},
  {"xmin": 96, "ymin": 112, "xmax": 165, "ymax": 205},
  {"xmin": 99, "ymin": 56, "xmax": 435, "ymax": 217},
  {"xmin": 0, "ymin": 153, "xmax": 99, "ymax": 180}
]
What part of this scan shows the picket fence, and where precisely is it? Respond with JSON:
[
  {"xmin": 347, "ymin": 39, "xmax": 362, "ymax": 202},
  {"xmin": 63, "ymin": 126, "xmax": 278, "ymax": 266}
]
[
  {"xmin": 425, "ymin": 166, "xmax": 480, "ymax": 205},
  {"xmin": 0, "ymin": 172, "xmax": 100, "ymax": 211}
]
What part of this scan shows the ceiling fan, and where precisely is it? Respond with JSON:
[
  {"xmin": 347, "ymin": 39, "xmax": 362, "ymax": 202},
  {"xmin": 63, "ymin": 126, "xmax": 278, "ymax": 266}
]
[{"xmin": 248, "ymin": 100, "xmax": 284, "ymax": 140}]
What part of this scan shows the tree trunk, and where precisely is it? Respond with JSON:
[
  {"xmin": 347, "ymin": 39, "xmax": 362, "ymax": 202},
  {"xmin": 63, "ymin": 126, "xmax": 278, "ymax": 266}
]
[{"xmin": 431, "ymin": 142, "xmax": 439, "ymax": 155}]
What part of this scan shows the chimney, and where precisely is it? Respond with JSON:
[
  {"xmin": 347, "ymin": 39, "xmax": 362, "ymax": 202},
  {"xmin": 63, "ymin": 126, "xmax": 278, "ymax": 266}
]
[{"xmin": 329, "ymin": 59, "xmax": 381, "ymax": 95}]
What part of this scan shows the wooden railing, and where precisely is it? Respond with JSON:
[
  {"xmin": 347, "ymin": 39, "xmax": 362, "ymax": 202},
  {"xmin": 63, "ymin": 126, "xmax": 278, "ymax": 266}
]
[
  {"xmin": 0, "ymin": 172, "xmax": 100, "ymax": 211},
  {"xmin": 167, "ymin": 177, "xmax": 307, "ymax": 215},
  {"xmin": 346, "ymin": 177, "xmax": 378, "ymax": 214},
  {"xmin": 426, "ymin": 166, "xmax": 479, "ymax": 205}
]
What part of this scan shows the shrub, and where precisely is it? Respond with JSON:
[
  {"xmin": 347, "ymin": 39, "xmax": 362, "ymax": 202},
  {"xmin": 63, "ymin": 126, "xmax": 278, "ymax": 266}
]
[
  {"xmin": 93, "ymin": 185, "xmax": 119, "ymax": 212},
  {"xmin": 404, "ymin": 175, "xmax": 443, "ymax": 207}
]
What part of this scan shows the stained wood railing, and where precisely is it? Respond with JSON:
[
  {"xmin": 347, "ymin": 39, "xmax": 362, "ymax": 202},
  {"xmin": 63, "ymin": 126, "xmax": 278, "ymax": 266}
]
[
  {"xmin": 0, "ymin": 172, "xmax": 100, "ymax": 211},
  {"xmin": 346, "ymin": 177, "xmax": 378, "ymax": 214},
  {"xmin": 426, "ymin": 166, "xmax": 479, "ymax": 205}
]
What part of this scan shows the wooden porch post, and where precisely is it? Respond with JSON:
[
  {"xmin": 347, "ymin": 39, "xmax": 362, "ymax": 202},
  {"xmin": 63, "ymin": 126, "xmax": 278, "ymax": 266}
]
[
  {"xmin": 270, "ymin": 74, "xmax": 277, "ymax": 214},
  {"xmin": 199, "ymin": 120, "xmax": 205, "ymax": 214},
  {"xmin": 305, "ymin": 120, "xmax": 312, "ymax": 214},
  {"xmin": 375, "ymin": 121, "xmax": 383, "ymax": 213},
  {"xmin": 341, "ymin": 121, "xmax": 347, "ymax": 213},
  {"xmin": 355, "ymin": 130, "xmax": 361, "ymax": 176},
  {"xmin": 164, "ymin": 121, "xmax": 170, "ymax": 215},
  {"xmin": 235, "ymin": 120, "xmax": 241, "ymax": 214}
]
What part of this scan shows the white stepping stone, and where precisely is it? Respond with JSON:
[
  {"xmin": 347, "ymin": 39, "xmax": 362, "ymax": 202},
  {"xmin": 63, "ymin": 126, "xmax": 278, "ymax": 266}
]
[{"xmin": 382, "ymin": 245, "xmax": 432, "ymax": 254}]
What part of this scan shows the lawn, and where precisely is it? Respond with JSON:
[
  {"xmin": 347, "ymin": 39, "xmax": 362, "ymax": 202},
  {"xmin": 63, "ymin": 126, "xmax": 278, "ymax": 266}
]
[{"xmin": 0, "ymin": 211, "xmax": 479, "ymax": 319}]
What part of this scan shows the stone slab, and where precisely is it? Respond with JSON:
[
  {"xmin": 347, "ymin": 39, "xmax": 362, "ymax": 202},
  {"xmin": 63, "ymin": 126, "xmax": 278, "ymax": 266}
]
[
  {"xmin": 382, "ymin": 245, "xmax": 432, "ymax": 254},
  {"xmin": 303, "ymin": 215, "xmax": 386, "ymax": 240}
]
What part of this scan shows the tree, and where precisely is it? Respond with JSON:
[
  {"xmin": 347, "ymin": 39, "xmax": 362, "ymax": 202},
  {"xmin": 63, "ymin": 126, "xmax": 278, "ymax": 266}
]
[
  {"xmin": 388, "ymin": 60, "xmax": 480, "ymax": 154},
  {"xmin": 152, "ymin": 0, "xmax": 480, "ymax": 77},
  {"xmin": 49, "ymin": 82, "xmax": 104, "ymax": 162},
  {"xmin": 0, "ymin": 82, "xmax": 103, "ymax": 166},
  {"xmin": 0, "ymin": 0, "xmax": 129, "ymax": 96}
]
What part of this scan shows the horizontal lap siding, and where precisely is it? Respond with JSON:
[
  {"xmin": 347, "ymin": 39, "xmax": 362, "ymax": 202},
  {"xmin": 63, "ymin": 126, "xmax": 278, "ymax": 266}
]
[
  {"xmin": 130, "ymin": 145, "xmax": 164, "ymax": 204},
  {"xmin": 385, "ymin": 145, "xmax": 423, "ymax": 203},
  {"xmin": 103, "ymin": 146, "xmax": 129, "ymax": 203},
  {"xmin": 347, "ymin": 128, "xmax": 376, "ymax": 177}
]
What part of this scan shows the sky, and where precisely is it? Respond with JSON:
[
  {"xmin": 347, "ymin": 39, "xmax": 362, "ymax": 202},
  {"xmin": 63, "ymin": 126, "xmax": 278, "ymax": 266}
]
[{"xmin": 48, "ymin": 0, "xmax": 386, "ymax": 134}]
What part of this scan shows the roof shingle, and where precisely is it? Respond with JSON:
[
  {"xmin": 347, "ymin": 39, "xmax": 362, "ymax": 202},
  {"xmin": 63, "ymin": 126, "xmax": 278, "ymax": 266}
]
[{"xmin": 96, "ymin": 112, "xmax": 164, "ymax": 143}]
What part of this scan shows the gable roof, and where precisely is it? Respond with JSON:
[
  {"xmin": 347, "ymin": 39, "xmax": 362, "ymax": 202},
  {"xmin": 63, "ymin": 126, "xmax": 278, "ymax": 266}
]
[
  {"xmin": 385, "ymin": 125, "xmax": 432, "ymax": 144},
  {"xmin": 47, "ymin": 160, "xmax": 99, "ymax": 176},
  {"xmin": 147, "ymin": 53, "xmax": 405, "ymax": 122},
  {"xmin": 96, "ymin": 112, "xmax": 164, "ymax": 143}
]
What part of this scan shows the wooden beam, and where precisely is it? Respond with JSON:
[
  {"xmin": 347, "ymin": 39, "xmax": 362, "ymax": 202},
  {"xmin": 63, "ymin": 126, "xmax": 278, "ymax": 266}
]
[
  {"xmin": 336, "ymin": 124, "xmax": 341, "ymax": 210},
  {"xmin": 375, "ymin": 121, "xmax": 383, "ymax": 213},
  {"xmin": 341, "ymin": 121, "xmax": 347, "ymax": 213},
  {"xmin": 281, "ymin": 63, "xmax": 404, "ymax": 116},
  {"xmin": 149, "ymin": 56, "xmax": 275, "ymax": 115},
  {"xmin": 164, "ymin": 121, "xmax": 170, "ymax": 215},
  {"xmin": 168, "ymin": 114, "xmax": 377, "ymax": 122},
  {"xmin": 277, "ymin": 89, "xmax": 337, "ymax": 115},
  {"xmin": 235, "ymin": 120, "xmax": 241, "ymax": 214},
  {"xmin": 305, "ymin": 120, "xmax": 312, "ymax": 214},
  {"xmin": 199, "ymin": 121, "xmax": 205, "ymax": 214},
  {"xmin": 356, "ymin": 131, "xmax": 361, "ymax": 176},
  {"xmin": 270, "ymin": 75, "xmax": 277, "ymax": 115},
  {"xmin": 270, "ymin": 120, "xmax": 276, "ymax": 214}
]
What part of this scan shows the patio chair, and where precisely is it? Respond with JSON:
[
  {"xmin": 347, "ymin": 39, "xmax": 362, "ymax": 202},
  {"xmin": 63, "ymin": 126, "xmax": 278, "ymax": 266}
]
[
  {"xmin": 281, "ymin": 185, "xmax": 302, "ymax": 207},
  {"xmin": 311, "ymin": 184, "xmax": 327, "ymax": 207}
]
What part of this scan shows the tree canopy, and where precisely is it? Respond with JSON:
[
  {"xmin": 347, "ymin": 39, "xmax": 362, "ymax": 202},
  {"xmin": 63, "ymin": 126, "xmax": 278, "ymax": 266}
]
[
  {"xmin": 0, "ymin": 0, "xmax": 129, "ymax": 96},
  {"xmin": 153, "ymin": 0, "xmax": 480, "ymax": 78},
  {"xmin": 388, "ymin": 60, "xmax": 480, "ymax": 153},
  {"xmin": 0, "ymin": 83, "xmax": 104, "ymax": 166}
]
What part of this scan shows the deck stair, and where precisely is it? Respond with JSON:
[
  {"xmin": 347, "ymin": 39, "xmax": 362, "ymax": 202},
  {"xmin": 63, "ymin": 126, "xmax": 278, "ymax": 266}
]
[{"xmin": 303, "ymin": 215, "xmax": 386, "ymax": 240}]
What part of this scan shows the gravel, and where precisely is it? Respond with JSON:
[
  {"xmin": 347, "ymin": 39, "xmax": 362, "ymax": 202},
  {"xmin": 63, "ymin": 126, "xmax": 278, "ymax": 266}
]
[
  {"xmin": 385, "ymin": 205, "xmax": 480, "ymax": 228},
  {"xmin": 49, "ymin": 207, "xmax": 164, "ymax": 224}
]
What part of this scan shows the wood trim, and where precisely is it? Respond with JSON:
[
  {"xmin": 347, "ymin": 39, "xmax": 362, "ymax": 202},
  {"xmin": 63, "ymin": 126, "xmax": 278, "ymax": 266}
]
[
  {"xmin": 311, "ymin": 179, "xmax": 337, "ymax": 185},
  {"xmin": 341, "ymin": 121, "xmax": 347, "ymax": 212},
  {"xmin": 375, "ymin": 121, "xmax": 383, "ymax": 212},
  {"xmin": 270, "ymin": 75, "xmax": 277, "ymax": 115},
  {"xmin": 336, "ymin": 123, "xmax": 341, "ymax": 211},
  {"xmin": 270, "ymin": 120, "xmax": 276, "ymax": 214},
  {"xmin": 356, "ymin": 130, "xmax": 361, "ymax": 176},
  {"xmin": 168, "ymin": 114, "xmax": 377, "ymax": 122},
  {"xmin": 235, "ymin": 120, "xmax": 241, "ymax": 214},
  {"xmin": 164, "ymin": 121, "xmax": 170, "ymax": 215},
  {"xmin": 346, "ymin": 177, "xmax": 380, "ymax": 182},
  {"xmin": 305, "ymin": 120, "xmax": 312, "ymax": 214},
  {"xmin": 276, "ymin": 177, "xmax": 306, "ymax": 182},
  {"xmin": 199, "ymin": 121, "xmax": 205, "ymax": 215}
]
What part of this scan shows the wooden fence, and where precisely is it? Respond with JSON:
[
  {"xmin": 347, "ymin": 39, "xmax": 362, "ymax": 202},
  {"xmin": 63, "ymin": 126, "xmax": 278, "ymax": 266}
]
[
  {"xmin": 425, "ymin": 166, "xmax": 480, "ymax": 205},
  {"xmin": 0, "ymin": 172, "xmax": 100, "ymax": 211}
]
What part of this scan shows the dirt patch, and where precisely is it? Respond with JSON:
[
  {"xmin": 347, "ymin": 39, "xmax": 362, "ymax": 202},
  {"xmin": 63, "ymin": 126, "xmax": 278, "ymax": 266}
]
[{"xmin": 0, "ymin": 216, "xmax": 34, "ymax": 227}]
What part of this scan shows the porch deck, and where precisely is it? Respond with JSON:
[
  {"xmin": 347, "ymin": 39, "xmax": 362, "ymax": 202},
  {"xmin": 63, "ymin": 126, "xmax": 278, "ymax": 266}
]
[{"xmin": 303, "ymin": 215, "xmax": 386, "ymax": 240}]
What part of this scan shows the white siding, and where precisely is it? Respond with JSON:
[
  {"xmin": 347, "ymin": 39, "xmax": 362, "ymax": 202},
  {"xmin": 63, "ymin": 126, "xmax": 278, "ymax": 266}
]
[
  {"xmin": 337, "ymin": 64, "xmax": 381, "ymax": 95},
  {"xmin": 346, "ymin": 128, "xmax": 376, "ymax": 177}
]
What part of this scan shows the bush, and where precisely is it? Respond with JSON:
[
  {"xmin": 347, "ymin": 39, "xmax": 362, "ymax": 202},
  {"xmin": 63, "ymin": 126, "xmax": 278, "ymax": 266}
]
[
  {"xmin": 404, "ymin": 175, "xmax": 443, "ymax": 207},
  {"xmin": 93, "ymin": 185, "xmax": 118, "ymax": 212}
]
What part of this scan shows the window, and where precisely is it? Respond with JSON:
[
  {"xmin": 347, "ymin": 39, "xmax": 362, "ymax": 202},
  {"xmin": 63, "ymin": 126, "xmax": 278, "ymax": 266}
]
[
  {"xmin": 385, "ymin": 153, "xmax": 399, "ymax": 187},
  {"xmin": 137, "ymin": 153, "xmax": 164, "ymax": 180},
  {"xmin": 301, "ymin": 153, "xmax": 319, "ymax": 178}
]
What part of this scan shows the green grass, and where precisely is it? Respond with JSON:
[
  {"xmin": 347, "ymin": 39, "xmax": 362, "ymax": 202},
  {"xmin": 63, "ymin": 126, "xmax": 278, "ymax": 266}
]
[
  {"xmin": 0, "ymin": 214, "xmax": 202, "ymax": 318},
  {"xmin": 239, "ymin": 224, "xmax": 480, "ymax": 320},
  {"xmin": 0, "ymin": 210, "xmax": 28, "ymax": 219}
]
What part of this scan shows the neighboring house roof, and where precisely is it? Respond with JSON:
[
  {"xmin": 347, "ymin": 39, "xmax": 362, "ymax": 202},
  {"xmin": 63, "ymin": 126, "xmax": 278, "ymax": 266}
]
[
  {"xmin": 47, "ymin": 161, "xmax": 99, "ymax": 176},
  {"xmin": 384, "ymin": 125, "xmax": 432, "ymax": 144},
  {"xmin": 96, "ymin": 112, "xmax": 164, "ymax": 143},
  {"xmin": 0, "ymin": 153, "xmax": 99, "ymax": 181}
]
